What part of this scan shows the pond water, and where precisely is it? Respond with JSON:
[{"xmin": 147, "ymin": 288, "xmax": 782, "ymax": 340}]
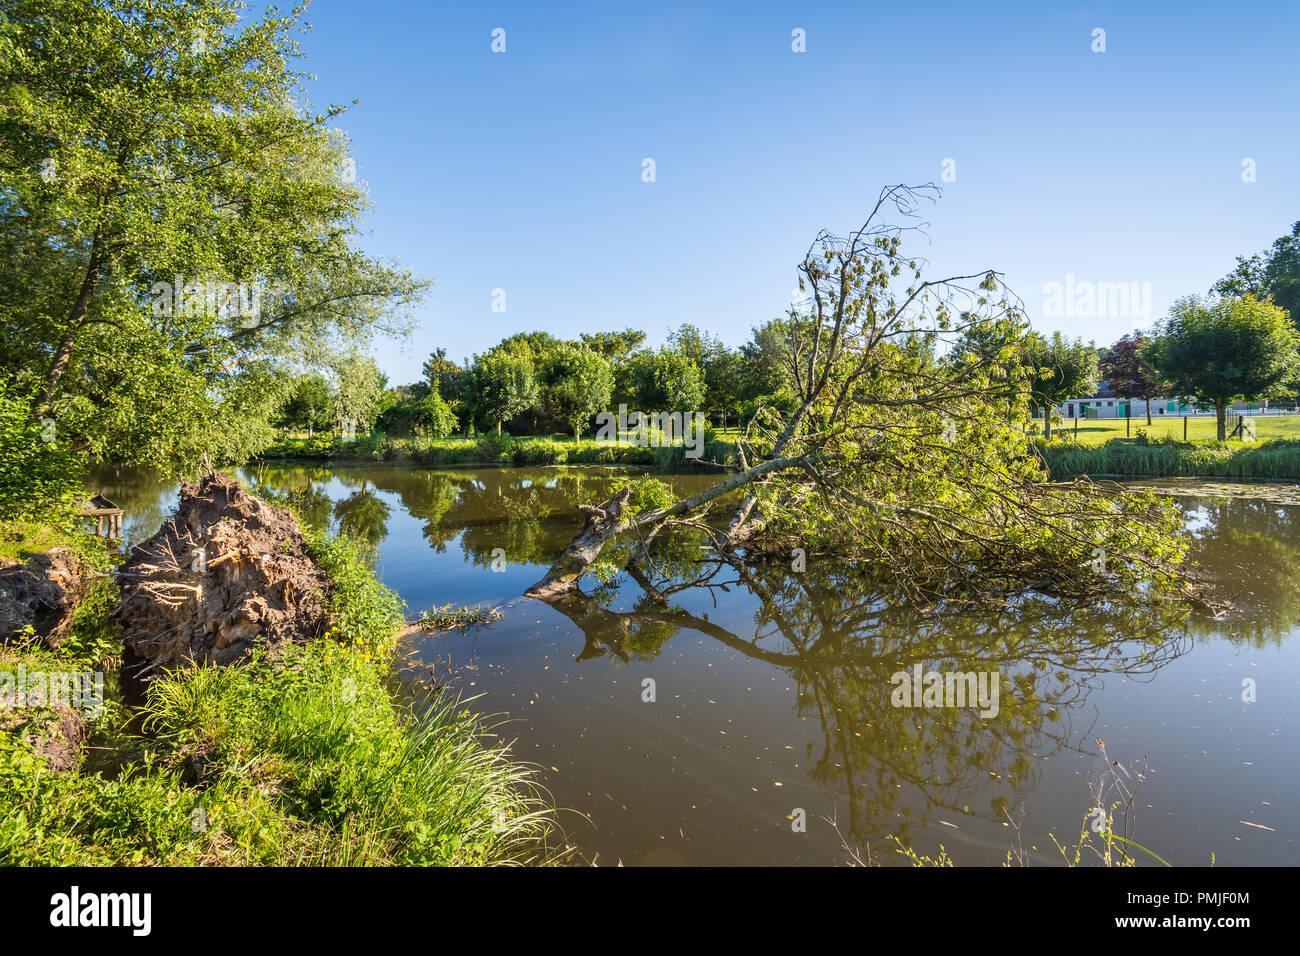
[{"xmin": 95, "ymin": 464, "xmax": 1300, "ymax": 866}]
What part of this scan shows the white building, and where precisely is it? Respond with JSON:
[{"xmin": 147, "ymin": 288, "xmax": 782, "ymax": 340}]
[{"xmin": 1048, "ymin": 395, "xmax": 1270, "ymax": 420}]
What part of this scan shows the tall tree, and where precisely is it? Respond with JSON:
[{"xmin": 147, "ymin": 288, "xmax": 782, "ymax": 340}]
[
  {"xmin": 1021, "ymin": 332, "xmax": 1099, "ymax": 438},
  {"xmin": 276, "ymin": 373, "xmax": 332, "ymax": 437},
  {"xmin": 1100, "ymin": 333, "xmax": 1165, "ymax": 425},
  {"xmin": 328, "ymin": 353, "xmax": 384, "ymax": 435},
  {"xmin": 0, "ymin": 0, "xmax": 426, "ymax": 465},
  {"xmin": 422, "ymin": 347, "xmax": 460, "ymax": 387},
  {"xmin": 1145, "ymin": 295, "xmax": 1300, "ymax": 440},
  {"xmin": 1213, "ymin": 221, "xmax": 1300, "ymax": 324},
  {"xmin": 472, "ymin": 349, "xmax": 537, "ymax": 435},
  {"xmin": 541, "ymin": 344, "xmax": 614, "ymax": 442}
]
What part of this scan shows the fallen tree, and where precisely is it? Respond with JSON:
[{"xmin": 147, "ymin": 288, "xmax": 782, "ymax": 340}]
[{"xmin": 529, "ymin": 185, "xmax": 1191, "ymax": 604}]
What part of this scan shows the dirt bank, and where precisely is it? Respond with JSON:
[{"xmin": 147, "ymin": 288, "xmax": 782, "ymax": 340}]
[{"xmin": 0, "ymin": 547, "xmax": 90, "ymax": 646}]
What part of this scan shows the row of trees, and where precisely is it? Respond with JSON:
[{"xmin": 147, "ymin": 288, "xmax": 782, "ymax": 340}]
[
  {"xmin": 364, "ymin": 321, "xmax": 798, "ymax": 442},
  {"xmin": 1026, "ymin": 296, "xmax": 1300, "ymax": 442},
  {"xmin": 355, "ymin": 220, "xmax": 1300, "ymax": 447}
]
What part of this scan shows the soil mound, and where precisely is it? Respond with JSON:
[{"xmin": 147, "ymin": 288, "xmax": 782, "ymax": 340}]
[
  {"xmin": 118, "ymin": 472, "xmax": 334, "ymax": 673},
  {"xmin": 0, "ymin": 547, "xmax": 89, "ymax": 645}
]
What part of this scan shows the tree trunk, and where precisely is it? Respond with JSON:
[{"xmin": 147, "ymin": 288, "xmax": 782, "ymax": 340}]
[
  {"xmin": 527, "ymin": 453, "xmax": 811, "ymax": 599},
  {"xmin": 526, "ymin": 487, "xmax": 633, "ymax": 599},
  {"xmin": 1043, "ymin": 409, "xmax": 1052, "ymax": 440},
  {"xmin": 32, "ymin": 245, "xmax": 103, "ymax": 420},
  {"xmin": 1216, "ymin": 401, "xmax": 1227, "ymax": 441},
  {"xmin": 496, "ymin": 420, "xmax": 502, "ymax": 436},
  {"xmin": 1145, "ymin": 395, "xmax": 1152, "ymax": 426}
]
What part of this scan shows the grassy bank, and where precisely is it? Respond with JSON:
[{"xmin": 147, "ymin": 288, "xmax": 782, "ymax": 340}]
[
  {"xmin": 0, "ymin": 517, "xmax": 560, "ymax": 865},
  {"xmin": 1039, "ymin": 435, "xmax": 1300, "ymax": 481},
  {"xmin": 257, "ymin": 430, "xmax": 741, "ymax": 469}
]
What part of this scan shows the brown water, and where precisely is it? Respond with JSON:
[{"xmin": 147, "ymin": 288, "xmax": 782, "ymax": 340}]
[{"xmin": 96, "ymin": 465, "xmax": 1300, "ymax": 866}]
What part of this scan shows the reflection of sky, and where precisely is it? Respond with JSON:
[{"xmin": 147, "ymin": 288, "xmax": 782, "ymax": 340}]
[{"xmin": 104, "ymin": 467, "xmax": 1300, "ymax": 866}]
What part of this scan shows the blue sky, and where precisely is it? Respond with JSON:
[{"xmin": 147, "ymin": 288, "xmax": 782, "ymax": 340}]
[{"xmin": 275, "ymin": 1, "xmax": 1300, "ymax": 384}]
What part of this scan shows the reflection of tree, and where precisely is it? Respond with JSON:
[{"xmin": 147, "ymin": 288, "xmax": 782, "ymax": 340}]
[
  {"xmin": 103, "ymin": 466, "xmax": 1300, "ymax": 851},
  {"xmin": 244, "ymin": 464, "xmax": 337, "ymax": 531},
  {"xmin": 86, "ymin": 466, "xmax": 185, "ymax": 545},
  {"xmin": 332, "ymin": 483, "xmax": 390, "ymax": 555},
  {"xmin": 539, "ymin": 543, "xmax": 1193, "ymax": 851},
  {"xmin": 1182, "ymin": 495, "xmax": 1300, "ymax": 647}
]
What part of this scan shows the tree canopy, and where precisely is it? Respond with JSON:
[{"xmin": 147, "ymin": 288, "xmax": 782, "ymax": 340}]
[
  {"xmin": 0, "ymin": 0, "xmax": 427, "ymax": 466},
  {"xmin": 1021, "ymin": 332, "xmax": 1099, "ymax": 438},
  {"xmin": 1144, "ymin": 295, "xmax": 1300, "ymax": 440}
]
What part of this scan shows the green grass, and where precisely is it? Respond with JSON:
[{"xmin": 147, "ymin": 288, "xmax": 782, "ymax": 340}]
[
  {"xmin": 0, "ymin": 517, "xmax": 565, "ymax": 866},
  {"xmin": 0, "ymin": 519, "xmax": 115, "ymax": 567},
  {"xmin": 1039, "ymin": 413, "xmax": 1300, "ymax": 445}
]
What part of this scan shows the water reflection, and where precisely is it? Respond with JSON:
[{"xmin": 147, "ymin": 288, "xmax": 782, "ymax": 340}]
[{"xmin": 93, "ymin": 464, "xmax": 1300, "ymax": 864}]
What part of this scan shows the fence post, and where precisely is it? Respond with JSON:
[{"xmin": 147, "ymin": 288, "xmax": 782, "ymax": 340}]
[{"xmin": 1183, "ymin": 415, "xmax": 1187, "ymax": 440}]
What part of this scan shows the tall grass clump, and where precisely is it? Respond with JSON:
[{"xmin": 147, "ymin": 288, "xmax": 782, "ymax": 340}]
[
  {"xmin": 1040, "ymin": 436, "xmax": 1300, "ymax": 480},
  {"xmin": 142, "ymin": 645, "xmax": 558, "ymax": 865}
]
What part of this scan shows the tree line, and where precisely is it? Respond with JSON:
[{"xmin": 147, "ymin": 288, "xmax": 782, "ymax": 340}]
[{"xmin": 273, "ymin": 322, "xmax": 799, "ymax": 443}]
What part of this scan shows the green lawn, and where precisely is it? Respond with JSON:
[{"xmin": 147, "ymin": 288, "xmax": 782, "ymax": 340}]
[{"xmin": 1041, "ymin": 414, "xmax": 1300, "ymax": 445}]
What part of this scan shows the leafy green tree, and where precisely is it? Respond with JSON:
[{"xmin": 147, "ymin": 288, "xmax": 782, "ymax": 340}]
[
  {"xmin": 668, "ymin": 324, "xmax": 737, "ymax": 419},
  {"xmin": 1100, "ymin": 333, "xmax": 1165, "ymax": 425},
  {"xmin": 0, "ymin": 0, "xmax": 426, "ymax": 466},
  {"xmin": 328, "ymin": 353, "xmax": 384, "ymax": 435},
  {"xmin": 422, "ymin": 347, "xmax": 460, "ymax": 386},
  {"xmin": 702, "ymin": 349, "xmax": 746, "ymax": 425},
  {"xmin": 276, "ymin": 374, "xmax": 332, "ymax": 436},
  {"xmin": 739, "ymin": 318, "xmax": 796, "ymax": 400},
  {"xmin": 1213, "ymin": 222, "xmax": 1300, "ymax": 323},
  {"xmin": 472, "ymin": 349, "xmax": 537, "ymax": 435},
  {"xmin": 667, "ymin": 324, "xmax": 726, "ymax": 370},
  {"xmin": 620, "ymin": 347, "xmax": 704, "ymax": 416},
  {"xmin": 579, "ymin": 328, "xmax": 646, "ymax": 362},
  {"xmin": 1021, "ymin": 332, "xmax": 1099, "ymax": 438},
  {"xmin": 655, "ymin": 348, "xmax": 706, "ymax": 416},
  {"xmin": 1145, "ymin": 295, "xmax": 1300, "ymax": 440},
  {"xmin": 376, "ymin": 388, "xmax": 457, "ymax": 438},
  {"xmin": 541, "ymin": 344, "xmax": 614, "ymax": 441}
]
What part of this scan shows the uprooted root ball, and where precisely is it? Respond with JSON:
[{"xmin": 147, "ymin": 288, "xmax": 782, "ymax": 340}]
[{"xmin": 118, "ymin": 473, "xmax": 334, "ymax": 673}]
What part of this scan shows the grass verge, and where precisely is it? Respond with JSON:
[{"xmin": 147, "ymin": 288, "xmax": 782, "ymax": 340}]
[{"xmin": 0, "ymin": 517, "xmax": 564, "ymax": 865}]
